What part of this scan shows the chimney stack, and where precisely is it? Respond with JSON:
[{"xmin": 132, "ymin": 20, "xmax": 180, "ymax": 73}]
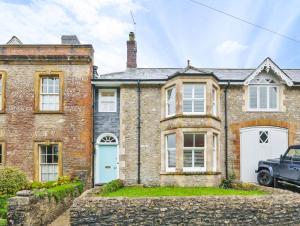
[{"xmin": 127, "ymin": 32, "xmax": 137, "ymax": 68}]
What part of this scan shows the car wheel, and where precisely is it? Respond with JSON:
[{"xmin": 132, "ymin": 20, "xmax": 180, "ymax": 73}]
[{"xmin": 257, "ymin": 169, "xmax": 274, "ymax": 186}]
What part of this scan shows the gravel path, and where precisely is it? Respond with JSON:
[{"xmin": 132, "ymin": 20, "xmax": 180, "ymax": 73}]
[{"xmin": 48, "ymin": 209, "xmax": 70, "ymax": 226}]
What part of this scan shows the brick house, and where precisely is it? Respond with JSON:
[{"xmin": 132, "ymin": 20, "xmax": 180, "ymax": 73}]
[
  {"xmin": 92, "ymin": 32, "xmax": 300, "ymax": 186},
  {"xmin": 0, "ymin": 36, "xmax": 93, "ymax": 184}
]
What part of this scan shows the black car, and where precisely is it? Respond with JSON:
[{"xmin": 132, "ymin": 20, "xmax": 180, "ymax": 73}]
[{"xmin": 256, "ymin": 145, "xmax": 300, "ymax": 186}]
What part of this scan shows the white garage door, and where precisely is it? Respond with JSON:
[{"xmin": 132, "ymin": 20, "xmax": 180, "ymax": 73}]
[{"xmin": 240, "ymin": 126, "xmax": 288, "ymax": 182}]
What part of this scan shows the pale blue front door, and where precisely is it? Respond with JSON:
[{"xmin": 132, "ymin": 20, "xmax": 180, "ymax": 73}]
[{"xmin": 95, "ymin": 144, "xmax": 118, "ymax": 184}]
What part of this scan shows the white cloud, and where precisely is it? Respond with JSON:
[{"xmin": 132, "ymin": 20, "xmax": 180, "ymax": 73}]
[
  {"xmin": 0, "ymin": 0, "xmax": 144, "ymax": 73},
  {"xmin": 216, "ymin": 40, "xmax": 248, "ymax": 55}
]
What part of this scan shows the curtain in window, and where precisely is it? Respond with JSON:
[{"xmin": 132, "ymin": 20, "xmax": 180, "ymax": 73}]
[{"xmin": 269, "ymin": 87, "xmax": 277, "ymax": 109}]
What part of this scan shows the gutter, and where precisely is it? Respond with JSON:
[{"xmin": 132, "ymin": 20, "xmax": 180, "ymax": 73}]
[
  {"xmin": 91, "ymin": 83, "xmax": 96, "ymax": 187},
  {"xmin": 224, "ymin": 82, "xmax": 230, "ymax": 180},
  {"xmin": 137, "ymin": 80, "xmax": 141, "ymax": 184}
]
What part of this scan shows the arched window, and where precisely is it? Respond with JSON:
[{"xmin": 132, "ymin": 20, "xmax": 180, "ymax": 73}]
[{"xmin": 97, "ymin": 133, "xmax": 118, "ymax": 145}]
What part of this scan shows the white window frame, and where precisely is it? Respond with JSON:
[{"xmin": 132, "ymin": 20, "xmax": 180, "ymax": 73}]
[
  {"xmin": 212, "ymin": 134, "xmax": 218, "ymax": 172},
  {"xmin": 39, "ymin": 144, "xmax": 59, "ymax": 182},
  {"xmin": 183, "ymin": 84, "xmax": 206, "ymax": 114},
  {"xmin": 98, "ymin": 89, "xmax": 117, "ymax": 113},
  {"xmin": 248, "ymin": 85, "xmax": 279, "ymax": 112},
  {"xmin": 166, "ymin": 86, "xmax": 176, "ymax": 117},
  {"xmin": 212, "ymin": 86, "xmax": 217, "ymax": 116},
  {"xmin": 166, "ymin": 133, "xmax": 176, "ymax": 172},
  {"xmin": 0, "ymin": 75, "xmax": 2, "ymax": 111},
  {"xmin": 0, "ymin": 144, "xmax": 3, "ymax": 165},
  {"xmin": 183, "ymin": 133, "xmax": 206, "ymax": 172},
  {"xmin": 40, "ymin": 76, "xmax": 60, "ymax": 111}
]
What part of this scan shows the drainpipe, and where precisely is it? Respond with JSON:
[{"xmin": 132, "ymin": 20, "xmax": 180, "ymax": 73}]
[
  {"xmin": 91, "ymin": 83, "xmax": 96, "ymax": 187},
  {"xmin": 137, "ymin": 80, "xmax": 141, "ymax": 184},
  {"xmin": 224, "ymin": 82, "xmax": 230, "ymax": 180}
]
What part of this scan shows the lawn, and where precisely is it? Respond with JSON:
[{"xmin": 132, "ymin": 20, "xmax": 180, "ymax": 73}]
[{"xmin": 101, "ymin": 186, "xmax": 266, "ymax": 197}]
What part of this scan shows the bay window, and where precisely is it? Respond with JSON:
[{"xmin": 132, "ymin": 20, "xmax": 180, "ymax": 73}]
[
  {"xmin": 183, "ymin": 84, "xmax": 205, "ymax": 114},
  {"xmin": 166, "ymin": 86, "xmax": 176, "ymax": 116},
  {"xmin": 183, "ymin": 133, "xmax": 205, "ymax": 171},
  {"xmin": 166, "ymin": 134, "xmax": 176, "ymax": 171},
  {"xmin": 248, "ymin": 85, "xmax": 278, "ymax": 111}
]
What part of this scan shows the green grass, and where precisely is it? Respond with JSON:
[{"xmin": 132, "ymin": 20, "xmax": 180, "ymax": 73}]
[{"xmin": 102, "ymin": 186, "xmax": 266, "ymax": 197}]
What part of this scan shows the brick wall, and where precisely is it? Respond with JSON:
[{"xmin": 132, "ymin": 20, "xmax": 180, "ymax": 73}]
[{"xmin": 0, "ymin": 46, "xmax": 93, "ymax": 184}]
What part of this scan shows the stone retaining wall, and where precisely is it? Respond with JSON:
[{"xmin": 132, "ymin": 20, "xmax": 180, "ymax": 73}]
[
  {"xmin": 70, "ymin": 187, "xmax": 300, "ymax": 225},
  {"xmin": 8, "ymin": 188, "xmax": 81, "ymax": 226}
]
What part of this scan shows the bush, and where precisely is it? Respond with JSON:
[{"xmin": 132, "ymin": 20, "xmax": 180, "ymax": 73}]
[
  {"xmin": 57, "ymin": 176, "xmax": 72, "ymax": 185},
  {"xmin": 0, "ymin": 167, "xmax": 29, "ymax": 195},
  {"xmin": 219, "ymin": 174, "xmax": 236, "ymax": 189},
  {"xmin": 101, "ymin": 179, "xmax": 124, "ymax": 194}
]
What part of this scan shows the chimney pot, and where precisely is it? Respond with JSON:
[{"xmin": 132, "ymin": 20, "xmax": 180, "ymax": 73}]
[{"xmin": 127, "ymin": 32, "xmax": 137, "ymax": 68}]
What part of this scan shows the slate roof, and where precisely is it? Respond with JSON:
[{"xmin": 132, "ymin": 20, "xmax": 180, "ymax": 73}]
[{"xmin": 96, "ymin": 67, "xmax": 300, "ymax": 83}]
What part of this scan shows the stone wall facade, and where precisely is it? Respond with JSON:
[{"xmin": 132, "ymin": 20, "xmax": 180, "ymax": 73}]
[
  {"xmin": 119, "ymin": 85, "xmax": 161, "ymax": 186},
  {"xmin": 222, "ymin": 85, "xmax": 300, "ymax": 179},
  {"xmin": 8, "ymin": 188, "xmax": 81, "ymax": 226},
  {"xmin": 0, "ymin": 45, "xmax": 93, "ymax": 185},
  {"xmin": 70, "ymin": 187, "xmax": 300, "ymax": 225}
]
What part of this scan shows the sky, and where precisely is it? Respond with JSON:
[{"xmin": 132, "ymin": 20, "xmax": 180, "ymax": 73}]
[{"xmin": 0, "ymin": 0, "xmax": 300, "ymax": 73}]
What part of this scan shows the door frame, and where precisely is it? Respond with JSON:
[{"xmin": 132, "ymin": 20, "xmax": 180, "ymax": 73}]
[
  {"xmin": 240, "ymin": 126, "xmax": 288, "ymax": 182},
  {"xmin": 94, "ymin": 133, "xmax": 119, "ymax": 185}
]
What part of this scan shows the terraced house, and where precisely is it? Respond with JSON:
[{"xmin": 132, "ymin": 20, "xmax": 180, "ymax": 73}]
[
  {"xmin": 0, "ymin": 36, "xmax": 93, "ymax": 185},
  {"xmin": 92, "ymin": 32, "xmax": 300, "ymax": 186}
]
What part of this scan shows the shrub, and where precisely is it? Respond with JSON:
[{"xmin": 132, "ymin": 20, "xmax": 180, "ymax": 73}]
[
  {"xmin": 0, "ymin": 167, "xmax": 29, "ymax": 195},
  {"xmin": 219, "ymin": 174, "xmax": 236, "ymax": 189},
  {"xmin": 101, "ymin": 179, "xmax": 124, "ymax": 194},
  {"xmin": 57, "ymin": 176, "xmax": 72, "ymax": 185}
]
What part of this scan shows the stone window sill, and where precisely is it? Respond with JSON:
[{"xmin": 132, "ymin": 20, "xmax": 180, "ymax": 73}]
[
  {"xmin": 161, "ymin": 114, "xmax": 221, "ymax": 122},
  {"xmin": 160, "ymin": 171, "xmax": 221, "ymax": 176},
  {"xmin": 34, "ymin": 111, "xmax": 64, "ymax": 114}
]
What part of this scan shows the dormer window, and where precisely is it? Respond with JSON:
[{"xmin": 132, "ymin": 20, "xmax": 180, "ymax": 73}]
[{"xmin": 248, "ymin": 74, "xmax": 279, "ymax": 111}]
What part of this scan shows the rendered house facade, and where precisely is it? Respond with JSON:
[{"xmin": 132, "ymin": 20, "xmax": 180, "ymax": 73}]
[
  {"xmin": 0, "ymin": 36, "xmax": 93, "ymax": 184},
  {"xmin": 93, "ymin": 32, "xmax": 300, "ymax": 186}
]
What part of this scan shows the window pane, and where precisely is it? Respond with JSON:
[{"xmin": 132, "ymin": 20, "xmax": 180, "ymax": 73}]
[
  {"xmin": 0, "ymin": 144, "xmax": 2, "ymax": 164},
  {"xmin": 167, "ymin": 87, "xmax": 176, "ymax": 115},
  {"xmin": 40, "ymin": 144, "xmax": 59, "ymax": 182},
  {"xmin": 259, "ymin": 86, "xmax": 267, "ymax": 108},
  {"xmin": 183, "ymin": 150, "xmax": 193, "ymax": 167},
  {"xmin": 269, "ymin": 87, "xmax": 277, "ymax": 109},
  {"xmin": 212, "ymin": 88, "xmax": 217, "ymax": 115},
  {"xmin": 195, "ymin": 134, "xmax": 205, "ymax": 147},
  {"xmin": 183, "ymin": 100, "xmax": 193, "ymax": 112},
  {"xmin": 99, "ymin": 90, "xmax": 116, "ymax": 112},
  {"xmin": 249, "ymin": 86, "xmax": 257, "ymax": 109},
  {"xmin": 194, "ymin": 149, "xmax": 204, "ymax": 167},
  {"xmin": 194, "ymin": 85, "xmax": 204, "ymax": 99},
  {"xmin": 167, "ymin": 134, "xmax": 176, "ymax": 169},
  {"xmin": 168, "ymin": 149, "xmax": 176, "ymax": 168},
  {"xmin": 167, "ymin": 134, "xmax": 176, "ymax": 148},
  {"xmin": 183, "ymin": 85, "xmax": 193, "ymax": 98},
  {"xmin": 194, "ymin": 99, "xmax": 204, "ymax": 112},
  {"xmin": 184, "ymin": 134, "xmax": 193, "ymax": 147}
]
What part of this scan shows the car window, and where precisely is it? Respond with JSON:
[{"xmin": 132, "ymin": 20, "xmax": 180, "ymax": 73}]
[{"xmin": 286, "ymin": 149, "xmax": 300, "ymax": 161}]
